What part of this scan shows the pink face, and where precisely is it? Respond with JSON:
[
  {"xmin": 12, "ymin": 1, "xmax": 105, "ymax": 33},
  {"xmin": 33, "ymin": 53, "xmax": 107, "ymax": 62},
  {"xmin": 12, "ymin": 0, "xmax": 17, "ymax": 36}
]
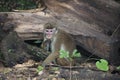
[{"xmin": 45, "ymin": 28, "xmax": 56, "ymax": 39}]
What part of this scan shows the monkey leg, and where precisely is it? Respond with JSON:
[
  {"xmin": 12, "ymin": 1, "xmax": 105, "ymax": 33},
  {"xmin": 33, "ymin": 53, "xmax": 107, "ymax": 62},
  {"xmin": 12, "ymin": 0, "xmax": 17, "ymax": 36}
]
[{"xmin": 42, "ymin": 52, "xmax": 59, "ymax": 67}]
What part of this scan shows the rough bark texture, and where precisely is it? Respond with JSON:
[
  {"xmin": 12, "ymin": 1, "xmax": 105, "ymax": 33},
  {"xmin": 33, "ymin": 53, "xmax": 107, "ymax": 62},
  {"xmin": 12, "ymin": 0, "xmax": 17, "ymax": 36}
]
[
  {"xmin": 44, "ymin": 0, "xmax": 120, "ymax": 65},
  {"xmin": 0, "ymin": 16, "xmax": 49, "ymax": 67},
  {"xmin": 59, "ymin": 68, "xmax": 120, "ymax": 80},
  {"xmin": 0, "ymin": 0, "xmax": 120, "ymax": 66},
  {"xmin": 0, "ymin": 30, "xmax": 48, "ymax": 67}
]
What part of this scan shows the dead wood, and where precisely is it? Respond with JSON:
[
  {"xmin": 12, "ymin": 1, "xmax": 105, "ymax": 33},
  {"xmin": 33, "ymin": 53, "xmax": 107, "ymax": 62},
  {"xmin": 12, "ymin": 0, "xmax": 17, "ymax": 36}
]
[
  {"xmin": 59, "ymin": 68, "xmax": 120, "ymax": 80},
  {"xmin": 0, "ymin": 24, "xmax": 49, "ymax": 67}
]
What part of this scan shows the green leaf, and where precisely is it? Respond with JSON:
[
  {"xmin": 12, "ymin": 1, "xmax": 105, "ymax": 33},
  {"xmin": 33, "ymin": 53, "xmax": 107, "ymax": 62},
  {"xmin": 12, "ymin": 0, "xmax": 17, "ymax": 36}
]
[
  {"xmin": 37, "ymin": 65, "xmax": 44, "ymax": 72},
  {"xmin": 72, "ymin": 49, "xmax": 81, "ymax": 57},
  {"xmin": 96, "ymin": 59, "xmax": 109, "ymax": 71},
  {"xmin": 59, "ymin": 50, "xmax": 69, "ymax": 58}
]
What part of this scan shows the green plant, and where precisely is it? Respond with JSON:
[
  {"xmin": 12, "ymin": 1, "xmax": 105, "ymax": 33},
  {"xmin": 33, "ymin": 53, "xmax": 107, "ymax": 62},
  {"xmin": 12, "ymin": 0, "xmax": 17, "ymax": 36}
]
[
  {"xmin": 72, "ymin": 49, "xmax": 81, "ymax": 58},
  {"xmin": 96, "ymin": 59, "xmax": 109, "ymax": 71},
  {"xmin": 59, "ymin": 49, "xmax": 81, "ymax": 61},
  {"xmin": 0, "ymin": 0, "xmax": 36, "ymax": 12},
  {"xmin": 59, "ymin": 49, "xmax": 81, "ymax": 80},
  {"xmin": 37, "ymin": 65, "xmax": 44, "ymax": 73},
  {"xmin": 59, "ymin": 50, "xmax": 69, "ymax": 59}
]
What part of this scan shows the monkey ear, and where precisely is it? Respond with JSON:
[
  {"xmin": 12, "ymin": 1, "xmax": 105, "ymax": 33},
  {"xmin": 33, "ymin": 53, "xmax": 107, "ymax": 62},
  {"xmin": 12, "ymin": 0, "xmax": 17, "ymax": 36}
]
[
  {"xmin": 53, "ymin": 27, "xmax": 58, "ymax": 34},
  {"xmin": 53, "ymin": 27, "xmax": 57, "ymax": 31}
]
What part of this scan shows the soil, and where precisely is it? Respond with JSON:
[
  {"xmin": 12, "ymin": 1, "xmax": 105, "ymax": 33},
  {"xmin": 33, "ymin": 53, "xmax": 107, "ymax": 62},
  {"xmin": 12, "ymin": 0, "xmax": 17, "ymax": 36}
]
[{"xmin": 0, "ymin": 59, "xmax": 68, "ymax": 80}]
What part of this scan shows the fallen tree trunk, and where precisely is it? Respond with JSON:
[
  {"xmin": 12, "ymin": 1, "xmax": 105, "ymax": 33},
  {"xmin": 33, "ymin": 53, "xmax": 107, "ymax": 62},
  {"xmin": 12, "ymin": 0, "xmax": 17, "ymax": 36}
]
[
  {"xmin": 0, "ymin": 0, "xmax": 120, "ymax": 65},
  {"xmin": 0, "ymin": 30, "xmax": 49, "ymax": 67},
  {"xmin": 59, "ymin": 68, "xmax": 120, "ymax": 80},
  {"xmin": 0, "ymin": 22, "xmax": 49, "ymax": 67}
]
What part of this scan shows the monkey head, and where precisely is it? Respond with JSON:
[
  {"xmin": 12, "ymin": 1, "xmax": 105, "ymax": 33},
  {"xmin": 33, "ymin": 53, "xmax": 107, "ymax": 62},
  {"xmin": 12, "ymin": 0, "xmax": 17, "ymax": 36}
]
[{"xmin": 44, "ymin": 22, "xmax": 57, "ymax": 40}]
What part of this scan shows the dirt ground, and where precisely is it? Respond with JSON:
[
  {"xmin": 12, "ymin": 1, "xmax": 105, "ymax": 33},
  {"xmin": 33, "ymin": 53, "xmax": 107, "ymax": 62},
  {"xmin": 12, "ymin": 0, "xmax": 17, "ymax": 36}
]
[
  {"xmin": 0, "ymin": 59, "xmax": 120, "ymax": 80},
  {"xmin": 0, "ymin": 59, "xmax": 66, "ymax": 80}
]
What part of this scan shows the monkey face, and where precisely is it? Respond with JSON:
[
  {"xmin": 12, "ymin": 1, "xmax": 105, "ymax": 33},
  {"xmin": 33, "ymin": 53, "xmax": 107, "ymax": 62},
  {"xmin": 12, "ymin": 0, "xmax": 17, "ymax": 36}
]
[{"xmin": 44, "ymin": 28, "xmax": 56, "ymax": 39}]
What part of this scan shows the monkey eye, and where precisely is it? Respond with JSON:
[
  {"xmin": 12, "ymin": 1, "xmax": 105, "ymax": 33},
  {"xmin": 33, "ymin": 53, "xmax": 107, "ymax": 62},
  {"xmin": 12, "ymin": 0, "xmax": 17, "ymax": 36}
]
[
  {"xmin": 50, "ymin": 30, "xmax": 53, "ymax": 32},
  {"xmin": 46, "ymin": 30, "xmax": 49, "ymax": 32}
]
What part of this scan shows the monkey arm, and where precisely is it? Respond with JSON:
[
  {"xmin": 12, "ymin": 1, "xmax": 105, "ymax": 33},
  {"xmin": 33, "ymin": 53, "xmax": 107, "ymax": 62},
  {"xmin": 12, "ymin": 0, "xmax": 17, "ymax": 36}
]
[{"xmin": 42, "ymin": 52, "xmax": 59, "ymax": 67}]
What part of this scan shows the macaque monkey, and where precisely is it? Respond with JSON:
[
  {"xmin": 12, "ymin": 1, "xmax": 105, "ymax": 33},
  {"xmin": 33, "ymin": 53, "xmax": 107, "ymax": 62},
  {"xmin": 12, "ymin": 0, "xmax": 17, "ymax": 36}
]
[{"xmin": 42, "ymin": 22, "xmax": 76, "ymax": 66}]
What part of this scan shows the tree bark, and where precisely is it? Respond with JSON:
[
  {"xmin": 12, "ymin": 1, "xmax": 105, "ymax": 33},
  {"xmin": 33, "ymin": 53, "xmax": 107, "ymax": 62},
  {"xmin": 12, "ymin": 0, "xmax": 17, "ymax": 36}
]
[
  {"xmin": 0, "ymin": 20, "xmax": 49, "ymax": 67},
  {"xmin": 59, "ymin": 68, "xmax": 120, "ymax": 80}
]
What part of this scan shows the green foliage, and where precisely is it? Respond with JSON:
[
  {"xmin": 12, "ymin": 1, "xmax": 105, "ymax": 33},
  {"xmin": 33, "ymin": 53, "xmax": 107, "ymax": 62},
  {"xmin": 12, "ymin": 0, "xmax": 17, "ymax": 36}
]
[
  {"xmin": 59, "ymin": 49, "xmax": 81, "ymax": 58},
  {"xmin": 17, "ymin": 0, "xmax": 36, "ymax": 10},
  {"xmin": 37, "ymin": 65, "xmax": 44, "ymax": 73},
  {"xmin": 59, "ymin": 50, "xmax": 69, "ymax": 58},
  {"xmin": 0, "ymin": 0, "xmax": 36, "ymax": 12},
  {"xmin": 72, "ymin": 49, "xmax": 81, "ymax": 58},
  {"xmin": 96, "ymin": 59, "xmax": 109, "ymax": 71},
  {"xmin": 59, "ymin": 49, "xmax": 81, "ymax": 80},
  {"xmin": 59, "ymin": 49, "xmax": 81, "ymax": 61}
]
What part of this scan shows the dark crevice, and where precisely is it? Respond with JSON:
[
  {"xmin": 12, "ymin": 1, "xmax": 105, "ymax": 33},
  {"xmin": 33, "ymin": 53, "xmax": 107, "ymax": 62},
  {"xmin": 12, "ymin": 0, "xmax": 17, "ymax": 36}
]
[
  {"xmin": 118, "ymin": 48, "xmax": 120, "ymax": 56},
  {"xmin": 76, "ymin": 45, "xmax": 101, "ymax": 62},
  {"xmin": 24, "ymin": 39, "xmax": 43, "ymax": 47}
]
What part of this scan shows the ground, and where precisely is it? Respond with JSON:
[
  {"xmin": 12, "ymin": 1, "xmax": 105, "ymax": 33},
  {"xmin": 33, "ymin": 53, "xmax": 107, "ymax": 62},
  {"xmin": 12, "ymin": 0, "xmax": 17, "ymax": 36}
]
[
  {"xmin": 1, "ymin": 59, "xmax": 120, "ymax": 80},
  {"xmin": 0, "ymin": 59, "xmax": 68, "ymax": 80}
]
